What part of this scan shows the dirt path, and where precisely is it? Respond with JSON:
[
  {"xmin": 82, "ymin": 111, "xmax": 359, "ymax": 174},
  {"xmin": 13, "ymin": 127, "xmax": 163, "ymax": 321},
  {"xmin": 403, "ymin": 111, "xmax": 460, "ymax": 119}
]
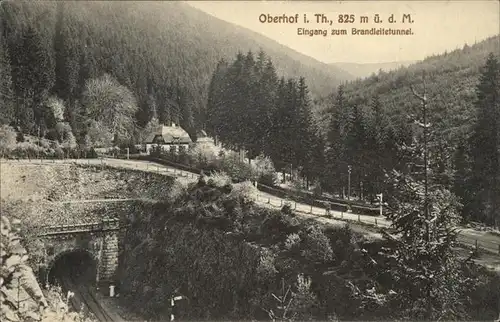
[
  {"xmin": 98, "ymin": 157, "xmax": 499, "ymax": 257},
  {"xmin": 5, "ymin": 158, "xmax": 500, "ymax": 263}
]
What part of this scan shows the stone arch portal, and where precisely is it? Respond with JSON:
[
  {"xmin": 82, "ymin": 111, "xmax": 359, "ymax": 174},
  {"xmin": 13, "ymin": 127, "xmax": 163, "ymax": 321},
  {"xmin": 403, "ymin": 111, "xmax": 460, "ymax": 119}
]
[
  {"xmin": 47, "ymin": 248, "xmax": 97, "ymax": 287},
  {"xmin": 36, "ymin": 219, "xmax": 120, "ymax": 288}
]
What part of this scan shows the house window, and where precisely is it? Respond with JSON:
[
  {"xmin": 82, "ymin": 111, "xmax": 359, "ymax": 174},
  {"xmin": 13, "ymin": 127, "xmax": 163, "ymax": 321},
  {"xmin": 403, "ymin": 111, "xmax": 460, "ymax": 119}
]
[
  {"xmin": 179, "ymin": 145, "xmax": 186, "ymax": 153},
  {"xmin": 170, "ymin": 145, "xmax": 178, "ymax": 154}
]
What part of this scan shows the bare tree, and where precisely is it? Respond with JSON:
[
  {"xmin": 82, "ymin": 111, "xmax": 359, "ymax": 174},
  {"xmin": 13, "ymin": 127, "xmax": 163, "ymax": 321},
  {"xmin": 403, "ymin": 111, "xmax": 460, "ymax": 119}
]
[{"xmin": 82, "ymin": 74, "xmax": 138, "ymax": 144}]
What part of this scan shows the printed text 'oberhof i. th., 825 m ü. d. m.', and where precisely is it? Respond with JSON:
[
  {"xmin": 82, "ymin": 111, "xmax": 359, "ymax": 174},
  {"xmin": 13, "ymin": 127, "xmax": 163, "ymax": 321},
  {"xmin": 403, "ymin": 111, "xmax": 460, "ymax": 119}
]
[{"xmin": 258, "ymin": 13, "xmax": 416, "ymax": 37}]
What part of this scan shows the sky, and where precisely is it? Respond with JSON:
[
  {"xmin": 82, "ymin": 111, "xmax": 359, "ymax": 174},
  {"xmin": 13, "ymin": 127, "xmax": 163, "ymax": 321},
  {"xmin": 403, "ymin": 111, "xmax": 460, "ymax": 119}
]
[{"xmin": 186, "ymin": 0, "xmax": 499, "ymax": 64}]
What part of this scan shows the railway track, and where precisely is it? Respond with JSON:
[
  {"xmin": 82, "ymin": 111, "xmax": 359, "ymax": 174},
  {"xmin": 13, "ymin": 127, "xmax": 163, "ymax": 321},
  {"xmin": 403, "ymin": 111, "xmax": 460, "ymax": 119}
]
[{"xmin": 58, "ymin": 274, "xmax": 118, "ymax": 321}]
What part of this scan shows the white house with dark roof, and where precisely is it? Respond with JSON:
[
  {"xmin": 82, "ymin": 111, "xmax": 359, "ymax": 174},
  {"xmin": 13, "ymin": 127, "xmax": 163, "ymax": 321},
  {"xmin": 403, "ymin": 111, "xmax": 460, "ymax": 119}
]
[{"xmin": 145, "ymin": 123, "xmax": 192, "ymax": 155}]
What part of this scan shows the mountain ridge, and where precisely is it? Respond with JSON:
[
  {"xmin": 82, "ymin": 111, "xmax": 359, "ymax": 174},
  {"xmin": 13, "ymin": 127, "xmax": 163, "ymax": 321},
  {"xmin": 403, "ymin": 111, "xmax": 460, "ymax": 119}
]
[
  {"xmin": 316, "ymin": 35, "xmax": 500, "ymax": 145},
  {"xmin": 330, "ymin": 60, "xmax": 418, "ymax": 79}
]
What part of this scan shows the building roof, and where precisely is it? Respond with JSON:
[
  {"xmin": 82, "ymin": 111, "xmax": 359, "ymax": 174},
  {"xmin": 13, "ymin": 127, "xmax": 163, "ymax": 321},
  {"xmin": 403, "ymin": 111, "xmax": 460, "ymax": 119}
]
[{"xmin": 145, "ymin": 123, "xmax": 192, "ymax": 144}]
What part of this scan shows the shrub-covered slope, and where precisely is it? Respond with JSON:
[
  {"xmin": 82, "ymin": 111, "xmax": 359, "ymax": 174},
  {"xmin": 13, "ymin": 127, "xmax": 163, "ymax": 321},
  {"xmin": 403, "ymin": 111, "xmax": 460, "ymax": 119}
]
[{"xmin": 118, "ymin": 175, "xmax": 500, "ymax": 321}]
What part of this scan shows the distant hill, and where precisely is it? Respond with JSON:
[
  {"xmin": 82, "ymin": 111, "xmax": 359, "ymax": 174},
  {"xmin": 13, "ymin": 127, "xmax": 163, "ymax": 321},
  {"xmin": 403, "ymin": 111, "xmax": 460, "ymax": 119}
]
[
  {"xmin": 330, "ymin": 61, "xmax": 417, "ymax": 79},
  {"xmin": 317, "ymin": 35, "xmax": 500, "ymax": 146}
]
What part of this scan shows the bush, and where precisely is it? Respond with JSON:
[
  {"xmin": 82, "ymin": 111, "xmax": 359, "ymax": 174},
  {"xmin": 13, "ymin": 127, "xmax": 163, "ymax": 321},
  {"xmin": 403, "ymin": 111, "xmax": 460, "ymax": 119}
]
[
  {"xmin": 1, "ymin": 215, "xmax": 48, "ymax": 322},
  {"xmin": 256, "ymin": 250, "xmax": 278, "ymax": 282},
  {"xmin": 260, "ymin": 212, "xmax": 301, "ymax": 242},
  {"xmin": 187, "ymin": 143, "xmax": 217, "ymax": 167},
  {"xmin": 54, "ymin": 146, "xmax": 64, "ymax": 159},
  {"xmin": 0, "ymin": 125, "xmax": 17, "ymax": 156},
  {"xmin": 218, "ymin": 151, "xmax": 257, "ymax": 182},
  {"xmin": 11, "ymin": 142, "xmax": 46, "ymax": 159},
  {"xmin": 284, "ymin": 233, "xmax": 302, "ymax": 252},
  {"xmin": 312, "ymin": 180, "xmax": 323, "ymax": 196},
  {"xmin": 252, "ymin": 155, "xmax": 278, "ymax": 186},
  {"xmin": 41, "ymin": 285, "xmax": 97, "ymax": 321},
  {"xmin": 167, "ymin": 180, "xmax": 190, "ymax": 201},
  {"xmin": 206, "ymin": 171, "xmax": 232, "ymax": 188},
  {"xmin": 288, "ymin": 274, "xmax": 319, "ymax": 320},
  {"xmin": 119, "ymin": 144, "xmax": 139, "ymax": 155},
  {"xmin": 229, "ymin": 180, "xmax": 258, "ymax": 203},
  {"xmin": 300, "ymin": 225, "xmax": 334, "ymax": 263}
]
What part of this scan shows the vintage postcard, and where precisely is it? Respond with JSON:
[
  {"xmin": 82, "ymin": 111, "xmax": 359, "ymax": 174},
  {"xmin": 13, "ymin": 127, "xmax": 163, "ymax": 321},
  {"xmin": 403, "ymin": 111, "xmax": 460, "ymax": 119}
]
[{"xmin": 0, "ymin": 0, "xmax": 499, "ymax": 321}]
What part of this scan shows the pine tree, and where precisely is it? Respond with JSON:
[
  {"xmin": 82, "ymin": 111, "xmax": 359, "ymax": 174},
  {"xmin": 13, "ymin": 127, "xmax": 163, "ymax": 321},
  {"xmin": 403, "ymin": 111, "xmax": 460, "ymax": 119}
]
[
  {"xmin": 52, "ymin": 14, "xmax": 81, "ymax": 135},
  {"xmin": 134, "ymin": 73, "xmax": 151, "ymax": 127},
  {"xmin": 206, "ymin": 58, "xmax": 228, "ymax": 141},
  {"xmin": 223, "ymin": 52, "xmax": 246, "ymax": 150},
  {"xmin": 0, "ymin": 34, "xmax": 14, "ymax": 125},
  {"xmin": 241, "ymin": 50, "xmax": 260, "ymax": 160},
  {"xmin": 180, "ymin": 90, "xmax": 194, "ymax": 136},
  {"xmin": 53, "ymin": 1, "xmax": 67, "ymax": 99},
  {"xmin": 365, "ymin": 96, "xmax": 390, "ymax": 198},
  {"xmin": 382, "ymin": 75, "xmax": 470, "ymax": 320},
  {"xmin": 453, "ymin": 140, "xmax": 472, "ymax": 223},
  {"xmin": 295, "ymin": 77, "xmax": 316, "ymax": 178},
  {"xmin": 156, "ymin": 76, "xmax": 173, "ymax": 127},
  {"xmin": 283, "ymin": 78, "xmax": 298, "ymax": 174},
  {"xmin": 468, "ymin": 53, "xmax": 500, "ymax": 226},
  {"xmin": 260, "ymin": 58, "xmax": 278, "ymax": 156},
  {"xmin": 10, "ymin": 26, "xmax": 55, "ymax": 134},
  {"xmin": 325, "ymin": 85, "xmax": 348, "ymax": 194},
  {"xmin": 269, "ymin": 77, "xmax": 289, "ymax": 174},
  {"xmin": 344, "ymin": 103, "xmax": 367, "ymax": 196},
  {"xmin": 255, "ymin": 48, "xmax": 266, "ymax": 77}
]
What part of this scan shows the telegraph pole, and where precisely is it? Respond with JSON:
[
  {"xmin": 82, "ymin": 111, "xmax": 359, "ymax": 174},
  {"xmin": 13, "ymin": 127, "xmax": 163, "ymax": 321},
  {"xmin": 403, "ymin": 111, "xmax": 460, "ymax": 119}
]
[
  {"xmin": 347, "ymin": 165, "xmax": 352, "ymax": 201},
  {"xmin": 377, "ymin": 193, "xmax": 383, "ymax": 216},
  {"xmin": 169, "ymin": 295, "xmax": 185, "ymax": 321}
]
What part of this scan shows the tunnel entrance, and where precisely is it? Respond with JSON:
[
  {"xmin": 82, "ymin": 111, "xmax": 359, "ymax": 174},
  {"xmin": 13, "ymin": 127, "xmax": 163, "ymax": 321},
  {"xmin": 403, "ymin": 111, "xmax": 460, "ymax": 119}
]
[{"xmin": 48, "ymin": 249, "xmax": 97, "ymax": 288}]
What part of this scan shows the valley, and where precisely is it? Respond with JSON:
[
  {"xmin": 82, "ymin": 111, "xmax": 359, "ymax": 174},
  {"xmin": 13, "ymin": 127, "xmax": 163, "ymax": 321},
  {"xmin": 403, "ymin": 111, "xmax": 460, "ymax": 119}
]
[{"xmin": 1, "ymin": 1, "xmax": 499, "ymax": 321}]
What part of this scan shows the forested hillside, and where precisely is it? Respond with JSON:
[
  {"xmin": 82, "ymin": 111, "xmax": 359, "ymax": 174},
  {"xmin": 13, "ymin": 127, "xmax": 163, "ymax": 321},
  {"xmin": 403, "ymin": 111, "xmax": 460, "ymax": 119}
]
[
  {"xmin": 320, "ymin": 35, "xmax": 500, "ymax": 225},
  {"xmin": 206, "ymin": 35, "xmax": 500, "ymax": 227},
  {"xmin": 0, "ymin": 0, "xmax": 352, "ymax": 143},
  {"xmin": 319, "ymin": 35, "xmax": 500, "ymax": 135}
]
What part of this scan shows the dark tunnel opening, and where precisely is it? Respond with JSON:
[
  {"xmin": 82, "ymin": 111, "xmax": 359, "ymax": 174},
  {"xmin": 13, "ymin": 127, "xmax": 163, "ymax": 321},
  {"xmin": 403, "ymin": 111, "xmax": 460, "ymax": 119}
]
[{"xmin": 48, "ymin": 249, "xmax": 97, "ymax": 288}]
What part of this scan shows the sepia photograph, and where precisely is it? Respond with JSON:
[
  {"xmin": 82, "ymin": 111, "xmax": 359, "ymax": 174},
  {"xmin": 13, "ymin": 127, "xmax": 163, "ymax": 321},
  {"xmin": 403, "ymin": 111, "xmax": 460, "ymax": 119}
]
[{"xmin": 0, "ymin": 0, "xmax": 499, "ymax": 321}]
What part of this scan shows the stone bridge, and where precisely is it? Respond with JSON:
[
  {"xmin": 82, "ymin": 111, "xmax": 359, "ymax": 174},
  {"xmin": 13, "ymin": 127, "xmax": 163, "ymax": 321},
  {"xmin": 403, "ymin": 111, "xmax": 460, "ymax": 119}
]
[{"xmin": 35, "ymin": 218, "xmax": 121, "ymax": 287}]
